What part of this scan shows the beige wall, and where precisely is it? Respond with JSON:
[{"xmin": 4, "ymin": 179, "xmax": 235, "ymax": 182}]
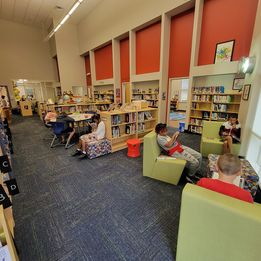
[
  {"xmin": 55, "ymin": 22, "xmax": 86, "ymax": 92},
  {"xmin": 78, "ymin": 0, "xmax": 191, "ymax": 54},
  {"xmin": 0, "ymin": 19, "xmax": 56, "ymax": 105},
  {"xmin": 239, "ymin": 0, "xmax": 261, "ymax": 157}
]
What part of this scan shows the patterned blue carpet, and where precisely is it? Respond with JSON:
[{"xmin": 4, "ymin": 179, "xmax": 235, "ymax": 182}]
[{"xmin": 10, "ymin": 115, "xmax": 203, "ymax": 261}]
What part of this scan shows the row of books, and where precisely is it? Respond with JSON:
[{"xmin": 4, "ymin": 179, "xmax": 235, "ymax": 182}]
[
  {"xmin": 111, "ymin": 113, "xmax": 137, "ymax": 125},
  {"xmin": 137, "ymin": 112, "xmax": 153, "ymax": 121},
  {"xmin": 137, "ymin": 122, "xmax": 145, "ymax": 132},
  {"xmin": 192, "ymin": 95, "xmax": 211, "ymax": 102},
  {"xmin": 212, "ymin": 104, "xmax": 228, "ymax": 112},
  {"xmin": 132, "ymin": 88, "xmax": 159, "ymax": 94},
  {"xmin": 189, "ymin": 125, "xmax": 202, "ymax": 134},
  {"xmin": 212, "ymin": 112, "xmax": 234, "ymax": 120},
  {"xmin": 125, "ymin": 124, "xmax": 136, "ymax": 134},
  {"xmin": 112, "ymin": 126, "xmax": 120, "ymax": 138},
  {"xmin": 190, "ymin": 118, "xmax": 202, "ymax": 126},
  {"xmin": 192, "ymin": 86, "xmax": 225, "ymax": 94},
  {"xmin": 213, "ymin": 95, "xmax": 232, "ymax": 103},
  {"xmin": 112, "ymin": 124, "xmax": 137, "ymax": 137}
]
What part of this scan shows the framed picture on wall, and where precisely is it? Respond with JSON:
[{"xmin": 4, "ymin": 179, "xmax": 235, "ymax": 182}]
[
  {"xmin": 242, "ymin": 84, "xmax": 251, "ymax": 100},
  {"xmin": 214, "ymin": 40, "xmax": 235, "ymax": 63},
  {"xmin": 232, "ymin": 78, "xmax": 244, "ymax": 90}
]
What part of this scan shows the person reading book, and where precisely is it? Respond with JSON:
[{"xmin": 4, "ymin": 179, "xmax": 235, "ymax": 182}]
[
  {"xmin": 197, "ymin": 154, "xmax": 253, "ymax": 203},
  {"xmin": 155, "ymin": 123, "xmax": 202, "ymax": 183},
  {"xmin": 71, "ymin": 114, "xmax": 105, "ymax": 159},
  {"xmin": 219, "ymin": 115, "xmax": 241, "ymax": 153}
]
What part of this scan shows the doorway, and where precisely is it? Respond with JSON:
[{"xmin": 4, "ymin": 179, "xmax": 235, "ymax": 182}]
[{"xmin": 167, "ymin": 78, "xmax": 189, "ymax": 128}]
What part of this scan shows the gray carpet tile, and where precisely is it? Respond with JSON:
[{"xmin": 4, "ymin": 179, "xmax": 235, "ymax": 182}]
[{"xmin": 10, "ymin": 115, "xmax": 206, "ymax": 261}]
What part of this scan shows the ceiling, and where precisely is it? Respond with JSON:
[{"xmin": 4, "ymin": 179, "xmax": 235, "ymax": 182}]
[{"xmin": 0, "ymin": 0, "xmax": 103, "ymax": 30}]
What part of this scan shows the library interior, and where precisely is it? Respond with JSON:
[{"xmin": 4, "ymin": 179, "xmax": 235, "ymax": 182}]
[{"xmin": 0, "ymin": 0, "xmax": 261, "ymax": 260}]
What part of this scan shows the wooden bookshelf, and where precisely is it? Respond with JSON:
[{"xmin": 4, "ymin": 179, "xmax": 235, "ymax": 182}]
[
  {"xmin": 132, "ymin": 92, "xmax": 159, "ymax": 108},
  {"xmin": 189, "ymin": 86, "xmax": 242, "ymax": 134},
  {"xmin": 100, "ymin": 108, "xmax": 158, "ymax": 152}
]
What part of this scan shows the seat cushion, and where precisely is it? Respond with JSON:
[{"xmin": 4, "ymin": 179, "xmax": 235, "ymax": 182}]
[{"xmin": 86, "ymin": 139, "xmax": 112, "ymax": 159}]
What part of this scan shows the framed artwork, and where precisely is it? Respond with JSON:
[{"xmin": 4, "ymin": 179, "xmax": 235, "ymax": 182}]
[
  {"xmin": 232, "ymin": 78, "xmax": 244, "ymax": 90},
  {"xmin": 242, "ymin": 84, "xmax": 251, "ymax": 100},
  {"xmin": 214, "ymin": 40, "xmax": 235, "ymax": 63}
]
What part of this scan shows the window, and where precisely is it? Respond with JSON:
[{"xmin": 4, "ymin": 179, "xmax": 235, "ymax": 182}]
[
  {"xmin": 180, "ymin": 79, "xmax": 189, "ymax": 101},
  {"xmin": 246, "ymin": 92, "xmax": 261, "ymax": 177}
]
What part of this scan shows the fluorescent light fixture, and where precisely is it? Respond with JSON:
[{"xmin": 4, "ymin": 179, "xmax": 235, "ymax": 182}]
[
  {"xmin": 69, "ymin": 2, "xmax": 80, "ymax": 15},
  {"xmin": 46, "ymin": 0, "xmax": 84, "ymax": 40},
  {"xmin": 54, "ymin": 24, "xmax": 61, "ymax": 32},
  {"xmin": 238, "ymin": 56, "xmax": 256, "ymax": 74},
  {"xmin": 60, "ymin": 14, "xmax": 70, "ymax": 25}
]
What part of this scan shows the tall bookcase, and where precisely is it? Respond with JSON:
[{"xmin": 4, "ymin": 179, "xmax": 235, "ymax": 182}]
[
  {"xmin": 189, "ymin": 86, "xmax": 242, "ymax": 134},
  {"xmin": 93, "ymin": 84, "xmax": 114, "ymax": 104},
  {"xmin": 100, "ymin": 108, "xmax": 158, "ymax": 152},
  {"xmin": 131, "ymin": 81, "xmax": 159, "ymax": 108}
]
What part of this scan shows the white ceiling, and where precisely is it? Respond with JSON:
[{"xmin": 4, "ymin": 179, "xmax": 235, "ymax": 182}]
[{"xmin": 0, "ymin": 0, "xmax": 103, "ymax": 30}]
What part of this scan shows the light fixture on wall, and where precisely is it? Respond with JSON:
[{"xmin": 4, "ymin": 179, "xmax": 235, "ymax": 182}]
[
  {"xmin": 46, "ymin": 0, "xmax": 84, "ymax": 40},
  {"xmin": 238, "ymin": 56, "xmax": 256, "ymax": 74}
]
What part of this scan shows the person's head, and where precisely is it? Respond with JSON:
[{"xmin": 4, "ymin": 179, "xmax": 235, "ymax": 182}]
[
  {"xmin": 1, "ymin": 95, "xmax": 5, "ymax": 99},
  {"xmin": 155, "ymin": 123, "xmax": 168, "ymax": 136},
  {"xmin": 228, "ymin": 114, "xmax": 238, "ymax": 125},
  {"xmin": 217, "ymin": 154, "xmax": 241, "ymax": 179},
  {"xmin": 92, "ymin": 114, "xmax": 101, "ymax": 124}
]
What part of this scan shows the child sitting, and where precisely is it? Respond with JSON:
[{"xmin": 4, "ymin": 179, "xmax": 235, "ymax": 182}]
[
  {"xmin": 197, "ymin": 154, "xmax": 253, "ymax": 203},
  {"xmin": 71, "ymin": 114, "xmax": 105, "ymax": 159},
  {"xmin": 155, "ymin": 123, "xmax": 202, "ymax": 183},
  {"xmin": 219, "ymin": 115, "xmax": 241, "ymax": 154}
]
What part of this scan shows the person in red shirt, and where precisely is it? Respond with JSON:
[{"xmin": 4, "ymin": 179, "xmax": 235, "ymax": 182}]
[{"xmin": 197, "ymin": 154, "xmax": 253, "ymax": 203}]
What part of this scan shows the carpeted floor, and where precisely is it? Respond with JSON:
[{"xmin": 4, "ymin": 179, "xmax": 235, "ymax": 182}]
[{"xmin": 10, "ymin": 115, "xmax": 205, "ymax": 261}]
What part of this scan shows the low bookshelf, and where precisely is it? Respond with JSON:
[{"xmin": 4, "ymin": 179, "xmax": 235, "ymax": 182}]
[
  {"xmin": 100, "ymin": 108, "xmax": 158, "ymax": 152},
  {"xmin": 189, "ymin": 86, "xmax": 241, "ymax": 134}
]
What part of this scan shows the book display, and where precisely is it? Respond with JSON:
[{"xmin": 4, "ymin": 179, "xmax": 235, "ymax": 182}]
[
  {"xmin": 101, "ymin": 108, "xmax": 157, "ymax": 152},
  {"xmin": 189, "ymin": 86, "xmax": 241, "ymax": 134}
]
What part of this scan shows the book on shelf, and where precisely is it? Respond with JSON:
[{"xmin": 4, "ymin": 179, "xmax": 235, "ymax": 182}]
[
  {"xmin": 125, "ymin": 113, "xmax": 136, "ymax": 123},
  {"xmin": 111, "ymin": 115, "xmax": 121, "ymax": 125},
  {"xmin": 190, "ymin": 118, "xmax": 202, "ymax": 126},
  {"xmin": 125, "ymin": 124, "xmax": 136, "ymax": 134},
  {"xmin": 213, "ymin": 95, "xmax": 232, "ymax": 103},
  {"xmin": 138, "ymin": 112, "xmax": 145, "ymax": 121},
  {"xmin": 138, "ymin": 122, "xmax": 145, "ymax": 132},
  {"xmin": 189, "ymin": 125, "xmax": 202, "ymax": 134},
  {"xmin": 213, "ymin": 104, "xmax": 227, "ymax": 112},
  {"xmin": 193, "ymin": 86, "xmax": 225, "ymax": 94},
  {"xmin": 112, "ymin": 126, "xmax": 120, "ymax": 138},
  {"xmin": 192, "ymin": 94, "xmax": 211, "ymax": 102},
  {"xmin": 144, "ymin": 111, "xmax": 152, "ymax": 120}
]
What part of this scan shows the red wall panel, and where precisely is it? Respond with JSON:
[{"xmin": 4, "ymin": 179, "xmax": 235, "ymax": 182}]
[
  {"xmin": 198, "ymin": 0, "xmax": 258, "ymax": 65},
  {"xmin": 94, "ymin": 44, "xmax": 113, "ymax": 80},
  {"xmin": 85, "ymin": 55, "xmax": 92, "ymax": 86},
  {"xmin": 136, "ymin": 22, "xmax": 161, "ymax": 74},
  {"xmin": 168, "ymin": 9, "xmax": 194, "ymax": 78},
  {"xmin": 120, "ymin": 38, "xmax": 130, "ymax": 83}
]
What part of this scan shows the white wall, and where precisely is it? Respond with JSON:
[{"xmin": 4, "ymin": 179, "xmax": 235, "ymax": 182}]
[
  {"xmin": 0, "ymin": 19, "xmax": 56, "ymax": 106},
  {"xmin": 77, "ymin": 0, "xmax": 191, "ymax": 54},
  {"xmin": 55, "ymin": 22, "xmax": 86, "ymax": 92},
  {"xmin": 240, "ymin": 0, "xmax": 261, "ymax": 169}
]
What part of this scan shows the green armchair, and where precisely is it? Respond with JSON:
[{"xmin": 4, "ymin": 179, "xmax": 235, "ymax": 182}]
[
  {"xmin": 200, "ymin": 121, "xmax": 241, "ymax": 157},
  {"xmin": 143, "ymin": 131, "xmax": 186, "ymax": 185},
  {"xmin": 176, "ymin": 184, "xmax": 261, "ymax": 261}
]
